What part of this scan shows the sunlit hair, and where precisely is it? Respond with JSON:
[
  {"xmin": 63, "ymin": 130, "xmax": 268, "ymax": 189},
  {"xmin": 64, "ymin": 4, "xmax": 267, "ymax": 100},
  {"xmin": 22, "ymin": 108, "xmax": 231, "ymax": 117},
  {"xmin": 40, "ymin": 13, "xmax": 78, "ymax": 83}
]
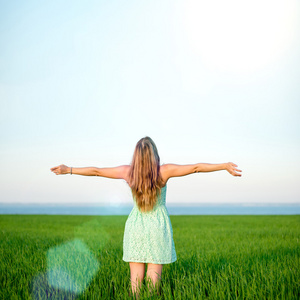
[{"xmin": 128, "ymin": 136, "xmax": 164, "ymax": 212}]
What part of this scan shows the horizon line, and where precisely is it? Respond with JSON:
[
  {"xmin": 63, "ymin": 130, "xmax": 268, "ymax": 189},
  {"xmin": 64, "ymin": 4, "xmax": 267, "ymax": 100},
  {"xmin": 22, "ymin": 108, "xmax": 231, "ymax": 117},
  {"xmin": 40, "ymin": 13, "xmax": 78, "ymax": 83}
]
[{"xmin": 1, "ymin": 202, "xmax": 300, "ymax": 206}]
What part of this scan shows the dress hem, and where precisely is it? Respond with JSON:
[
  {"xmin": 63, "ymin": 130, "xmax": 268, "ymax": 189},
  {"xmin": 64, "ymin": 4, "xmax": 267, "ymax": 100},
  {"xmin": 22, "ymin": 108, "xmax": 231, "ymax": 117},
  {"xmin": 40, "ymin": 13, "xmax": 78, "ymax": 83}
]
[{"xmin": 122, "ymin": 257, "xmax": 177, "ymax": 264}]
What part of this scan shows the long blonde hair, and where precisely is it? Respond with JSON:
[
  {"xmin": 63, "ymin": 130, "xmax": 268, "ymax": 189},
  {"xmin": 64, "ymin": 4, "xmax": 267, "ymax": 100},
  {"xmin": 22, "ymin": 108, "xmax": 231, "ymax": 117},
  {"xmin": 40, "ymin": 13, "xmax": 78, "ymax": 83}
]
[{"xmin": 128, "ymin": 136, "xmax": 164, "ymax": 212}]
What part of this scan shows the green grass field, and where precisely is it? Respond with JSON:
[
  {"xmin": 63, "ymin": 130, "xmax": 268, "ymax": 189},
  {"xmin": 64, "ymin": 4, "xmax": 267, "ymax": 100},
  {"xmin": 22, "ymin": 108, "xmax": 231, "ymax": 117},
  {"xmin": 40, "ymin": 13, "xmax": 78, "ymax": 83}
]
[{"xmin": 0, "ymin": 215, "xmax": 299, "ymax": 299}]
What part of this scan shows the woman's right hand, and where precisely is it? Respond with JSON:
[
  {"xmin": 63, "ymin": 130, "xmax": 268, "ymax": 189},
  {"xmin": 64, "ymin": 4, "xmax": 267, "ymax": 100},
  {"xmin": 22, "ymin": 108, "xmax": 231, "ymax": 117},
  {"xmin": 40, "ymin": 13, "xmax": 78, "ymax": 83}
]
[
  {"xmin": 226, "ymin": 162, "xmax": 242, "ymax": 177},
  {"xmin": 50, "ymin": 164, "xmax": 70, "ymax": 175}
]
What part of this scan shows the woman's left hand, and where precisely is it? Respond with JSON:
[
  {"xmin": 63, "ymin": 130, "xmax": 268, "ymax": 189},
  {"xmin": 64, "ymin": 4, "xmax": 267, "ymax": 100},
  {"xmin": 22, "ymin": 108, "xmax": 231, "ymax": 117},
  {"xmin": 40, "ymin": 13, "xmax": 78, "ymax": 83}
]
[{"xmin": 50, "ymin": 164, "xmax": 70, "ymax": 175}]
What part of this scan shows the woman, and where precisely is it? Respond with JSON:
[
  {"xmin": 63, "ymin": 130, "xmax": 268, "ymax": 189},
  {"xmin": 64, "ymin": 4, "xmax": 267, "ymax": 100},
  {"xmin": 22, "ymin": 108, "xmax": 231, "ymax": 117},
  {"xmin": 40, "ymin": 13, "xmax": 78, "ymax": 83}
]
[{"xmin": 50, "ymin": 136, "xmax": 242, "ymax": 297}]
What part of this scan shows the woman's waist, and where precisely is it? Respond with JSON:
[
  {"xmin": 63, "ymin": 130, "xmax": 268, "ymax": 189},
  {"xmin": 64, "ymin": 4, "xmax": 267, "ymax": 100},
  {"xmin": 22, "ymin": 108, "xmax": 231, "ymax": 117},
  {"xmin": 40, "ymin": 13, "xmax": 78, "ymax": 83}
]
[{"xmin": 132, "ymin": 203, "xmax": 167, "ymax": 214}]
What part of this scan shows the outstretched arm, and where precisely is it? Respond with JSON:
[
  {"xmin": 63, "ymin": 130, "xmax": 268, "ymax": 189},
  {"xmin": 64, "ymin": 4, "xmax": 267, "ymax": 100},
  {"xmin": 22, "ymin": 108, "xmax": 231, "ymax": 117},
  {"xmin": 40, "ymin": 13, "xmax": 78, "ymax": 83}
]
[
  {"xmin": 196, "ymin": 162, "xmax": 242, "ymax": 176},
  {"xmin": 162, "ymin": 162, "xmax": 242, "ymax": 181},
  {"xmin": 50, "ymin": 164, "xmax": 129, "ymax": 179}
]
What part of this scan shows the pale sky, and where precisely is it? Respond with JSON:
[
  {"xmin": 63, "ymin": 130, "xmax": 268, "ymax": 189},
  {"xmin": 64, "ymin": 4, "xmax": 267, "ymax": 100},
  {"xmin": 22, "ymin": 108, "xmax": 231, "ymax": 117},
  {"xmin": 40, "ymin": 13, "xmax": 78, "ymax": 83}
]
[{"xmin": 1, "ymin": 0, "xmax": 299, "ymax": 205}]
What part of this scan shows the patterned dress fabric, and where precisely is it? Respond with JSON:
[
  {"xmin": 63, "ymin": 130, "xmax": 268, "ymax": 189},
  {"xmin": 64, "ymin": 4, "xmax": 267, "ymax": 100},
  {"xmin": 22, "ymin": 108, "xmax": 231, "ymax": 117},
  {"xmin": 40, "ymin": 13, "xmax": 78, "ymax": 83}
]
[{"xmin": 122, "ymin": 184, "xmax": 177, "ymax": 264}]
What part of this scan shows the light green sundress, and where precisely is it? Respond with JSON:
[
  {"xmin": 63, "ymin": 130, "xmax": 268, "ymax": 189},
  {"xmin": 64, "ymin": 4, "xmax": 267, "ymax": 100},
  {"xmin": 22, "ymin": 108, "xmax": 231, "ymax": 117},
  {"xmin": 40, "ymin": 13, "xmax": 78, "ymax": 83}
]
[{"xmin": 122, "ymin": 184, "xmax": 177, "ymax": 264}]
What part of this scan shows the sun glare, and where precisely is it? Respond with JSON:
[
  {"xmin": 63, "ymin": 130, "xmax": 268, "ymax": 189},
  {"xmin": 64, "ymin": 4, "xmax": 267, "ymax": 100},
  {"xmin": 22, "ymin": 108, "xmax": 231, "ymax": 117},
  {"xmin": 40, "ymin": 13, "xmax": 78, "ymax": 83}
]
[{"xmin": 182, "ymin": 0, "xmax": 298, "ymax": 74}]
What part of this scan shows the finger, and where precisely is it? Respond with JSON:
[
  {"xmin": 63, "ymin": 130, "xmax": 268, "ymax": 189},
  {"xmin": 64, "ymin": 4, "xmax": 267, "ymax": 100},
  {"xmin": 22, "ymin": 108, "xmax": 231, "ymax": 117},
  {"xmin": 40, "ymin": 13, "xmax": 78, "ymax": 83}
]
[{"xmin": 236, "ymin": 169, "xmax": 242, "ymax": 172}]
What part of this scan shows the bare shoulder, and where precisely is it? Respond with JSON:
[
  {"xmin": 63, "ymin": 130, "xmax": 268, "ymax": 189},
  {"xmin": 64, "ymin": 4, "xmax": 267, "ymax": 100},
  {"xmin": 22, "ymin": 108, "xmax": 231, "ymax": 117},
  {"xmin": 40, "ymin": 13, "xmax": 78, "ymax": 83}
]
[
  {"xmin": 160, "ymin": 164, "xmax": 172, "ymax": 184},
  {"xmin": 122, "ymin": 165, "xmax": 131, "ymax": 183},
  {"xmin": 160, "ymin": 163, "xmax": 197, "ymax": 181}
]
